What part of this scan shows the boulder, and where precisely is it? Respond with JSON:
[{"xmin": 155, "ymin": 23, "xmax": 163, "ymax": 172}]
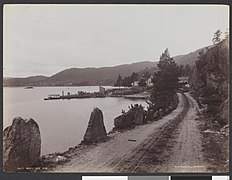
[
  {"xmin": 114, "ymin": 105, "xmax": 146, "ymax": 129},
  {"xmin": 133, "ymin": 108, "xmax": 145, "ymax": 125},
  {"xmin": 146, "ymin": 109, "xmax": 154, "ymax": 121},
  {"xmin": 3, "ymin": 117, "xmax": 41, "ymax": 172},
  {"xmin": 143, "ymin": 110, "xmax": 148, "ymax": 124},
  {"xmin": 83, "ymin": 107, "xmax": 107, "ymax": 143},
  {"xmin": 114, "ymin": 110, "xmax": 134, "ymax": 129},
  {"xmin": 153, "ymin": 111, "xmax": 160, "ymax": 120}
]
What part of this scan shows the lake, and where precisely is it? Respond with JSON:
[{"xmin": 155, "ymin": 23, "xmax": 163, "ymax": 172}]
[{"xmin": 3, "ymin": 86, "xmax": 147, "ymax": 155}]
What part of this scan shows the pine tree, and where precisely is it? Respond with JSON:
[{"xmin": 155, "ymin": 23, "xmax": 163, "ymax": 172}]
[
  {"xmin": 184, "ymin": 64, "xmax": 191, "ymax": 76},
  {"xmin": 122, "ymin": 76, "xmax": 132, "ymax": 87},
  {"xmin": 142, "ymin": 71, "xmax": 150, "ymax": 80},
  {"xmin": 212, "ymin": 30, "xmax": 222, "ymax": 45},
  {"xmin": 150, "ymin": 48, "xmax": 180, "ymax": 111},
  {"xmin": 130, "ymin": 72, "xmax": 138, "ymax": 82},
  {"xmin": 138, "ymin": 78, "xmax": 146, "ymax": 87},
  {"xmin": 153, "ymin": 48, "xmax": 179, "ymax": 91},
  {"xmin": 114, "ymin": 74, "xmax": 122, "ymax": 86}
]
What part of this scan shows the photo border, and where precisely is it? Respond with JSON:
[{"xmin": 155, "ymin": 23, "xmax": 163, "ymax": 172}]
[{"xmin": 1, "ymin": 0, "xmax": 231, "ymax": 179}]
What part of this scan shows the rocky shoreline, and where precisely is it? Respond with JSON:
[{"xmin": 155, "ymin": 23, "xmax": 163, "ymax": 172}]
[
  {"xmin": 37, "ymin": 94, "xmax": 179, "ymax": 172},
  {"xmin": 3, "ymin": 93, "xmax": 179, "ymax": 172}
]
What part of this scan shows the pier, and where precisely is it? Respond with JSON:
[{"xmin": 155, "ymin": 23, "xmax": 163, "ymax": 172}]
[{"xmin": 44, "ymin": 86, "xmax": 150, "ymax": 100}]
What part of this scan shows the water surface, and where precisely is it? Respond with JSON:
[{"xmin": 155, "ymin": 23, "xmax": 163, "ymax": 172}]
[{"xmin": 3, "ymin": 86, "xmax": 147, "ymax": 155}]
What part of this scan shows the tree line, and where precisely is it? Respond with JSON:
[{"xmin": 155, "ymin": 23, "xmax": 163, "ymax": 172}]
[
  {"xmin": 114, "ymin": 71, "xmax": 151, "ymax": 87},
  {"xmin": 114, "ymin": 62, "xmax": 191, "ymax": 87},
  {"xmin": 114, "ymin": 29, "xmax": 226, "ymax": 114}
]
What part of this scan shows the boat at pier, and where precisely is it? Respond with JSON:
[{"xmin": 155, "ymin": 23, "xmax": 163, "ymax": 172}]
[
  {"xmin": 44, "ymin": 94, "xmax": 61, "ymax": 100},
  {"xmin": 44, "ymin": 91, "xmax": 99, "ymax": 100}
]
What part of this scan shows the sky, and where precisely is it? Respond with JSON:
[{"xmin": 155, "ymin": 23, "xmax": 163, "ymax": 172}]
[{"xmin": 3, "ymin": 4, "xmax": 229, "ymax": 77}]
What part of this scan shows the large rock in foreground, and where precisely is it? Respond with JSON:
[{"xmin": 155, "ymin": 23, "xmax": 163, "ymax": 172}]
[
  {"xmin": 114, "ymin": 104, "xmax": 146, "ymax": 129},
  {"xmin": 114, "ymin": 110, "xmax": 134, "ymax": 129},
  {"xmin": 83, "ymin": 107, "xmax": 107, "ymax": 143},
  {"xmin": 133, "ymin": 107, "xmax": 145, "ymax": 125},
  {"xmin": 3, "ymin": 117, "xmax": 41, "ymax": 172}
]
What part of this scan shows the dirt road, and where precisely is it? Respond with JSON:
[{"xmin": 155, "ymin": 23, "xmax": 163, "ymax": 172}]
[
  {"xmin": 50, "ymin": 92, "xmax": 208, "ymax": 173},
  {"xmin": 165, "ymin": 93, "xmax": 207, "ymax": 172}
]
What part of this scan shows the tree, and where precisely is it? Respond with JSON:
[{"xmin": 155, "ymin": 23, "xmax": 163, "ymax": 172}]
[
  {"xmin": 122, "ymin": 76, "xmax": 132, "ymax": 87},
  {"xmin": 142, "ymin": 71, "xmax": 150, "ymax": 80},
  {"xmin": 184, "ymin": 64, "xmax": 191, "ymax": 76},
  {"xmin": 114, "ymin": 74, "xmax": 122, "ymax": 86},
  {"xmin": 150, "ymin": 48, "xmax": 180, "ymax": 111},
  {"xmin": 138, "ymin": 78, "xmax": 146, "ymax": 87},
  {"xmin": 130, "ymin": 72, "xmax": 138, "ymax": 82},
  {"xmin": 224, "ymin": 29, "xmax": 229, "ymax": 41},
  {"xmin": 153, "ymin": 48, "xmax": 180, "ymax": 91},
  {"xmin": 212, "ymin": 30, "xmax": 222, "ymax": 44},
  {"xmin": 178, "ymin": 64, "xmax": 184, "ymax": 76},
  {"xmin": 197, "ymin": 49, "xmax": 205, "ymax": 60}
]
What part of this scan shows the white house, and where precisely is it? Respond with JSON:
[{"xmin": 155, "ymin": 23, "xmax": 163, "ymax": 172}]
[
  {"xmin": 145, "ymin": 75, "xmax": 153, "ymax": 87},
  {"xmin": 132, "ymin": 81, "xmax": 139, "ymax": 86}
]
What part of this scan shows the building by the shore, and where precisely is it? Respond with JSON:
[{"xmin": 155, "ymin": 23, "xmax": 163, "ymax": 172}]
[{"xmin": 99, "ymin": 86, "xmax": 138, "ymax": 95}]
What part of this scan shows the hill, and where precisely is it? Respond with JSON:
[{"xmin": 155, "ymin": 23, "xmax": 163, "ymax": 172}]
[
  {"xmin": 3, "ymin": 76, "xmax": 48, "ymax": 87},
  {"xmin": 41, "ymin": 61, "xmax": 156, "ymax": 86},
  {"xmin": 137, "ymin": 46, "xmax": 211, "ymax": 76},
  {"xmin": 3, "ymin": 45, "xmax": 211, "ymax": 87},
  {"xmin": 174, "ymin": 46, "xmax": 212, "ymax": 66}
]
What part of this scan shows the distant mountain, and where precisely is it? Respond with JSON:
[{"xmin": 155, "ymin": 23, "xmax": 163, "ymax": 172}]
[
  {"xmin": 174, "ymin": 46, "xmax": 212, "ymax": 66},
  {"xmin": 3, "ymin": 76, "xmax": 48, "ymax": 87},
  {"xmin": 41, "ymin": 61, "xmax": 156, "ymax": 86},
  {"xmin": 137, "ymin": 46, "xmax": 212, "ymax": 76},
  {"xmin": 3, "ymin": 62, "xmax": 156, "ymax": 86},
  {"xmin": 3, "ymin": 45, "xmax": 211, "ymax": 87}
]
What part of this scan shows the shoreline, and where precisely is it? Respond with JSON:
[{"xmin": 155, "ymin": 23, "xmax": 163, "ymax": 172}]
[
  {"xmin": 33, "ymin": 126, "xmax": 138, "ymax": 172},
  {"xmin": 13, "ymin": 91, "xmax": 229, "ymax": 173},
  {"xmin": 29, "ymin": 94, "xmax": 181, "ymax": 172}
]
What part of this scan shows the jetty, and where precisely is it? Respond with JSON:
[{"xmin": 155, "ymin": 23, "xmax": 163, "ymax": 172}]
[
  {"xmin": 44, "ymin": 91, "xmax": 105, "ymax": 100},
  {"xmin": 44, "ymin": 86, "xmax": 150, "ymax": 100}
]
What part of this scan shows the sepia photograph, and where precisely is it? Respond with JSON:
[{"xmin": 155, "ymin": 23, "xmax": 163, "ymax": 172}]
[{"xmin": 3, "ymin": 4, "xmax": 229, "ymax": 173}]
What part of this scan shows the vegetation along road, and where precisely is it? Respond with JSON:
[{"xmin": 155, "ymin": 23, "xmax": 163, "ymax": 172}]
[{"xmin": 50, "ymin": 92, "xmax": 208, "ymax": 173}]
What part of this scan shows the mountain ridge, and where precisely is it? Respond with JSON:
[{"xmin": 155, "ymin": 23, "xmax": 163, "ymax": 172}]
[{"xmin": 3, "ymin": 46, "xmax": 211, "ymax": 87}]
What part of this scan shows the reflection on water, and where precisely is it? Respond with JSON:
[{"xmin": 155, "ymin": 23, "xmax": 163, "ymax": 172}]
[{"xmin": 3, "ymin": 86, "xmax": 147, "ymax": 155}]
